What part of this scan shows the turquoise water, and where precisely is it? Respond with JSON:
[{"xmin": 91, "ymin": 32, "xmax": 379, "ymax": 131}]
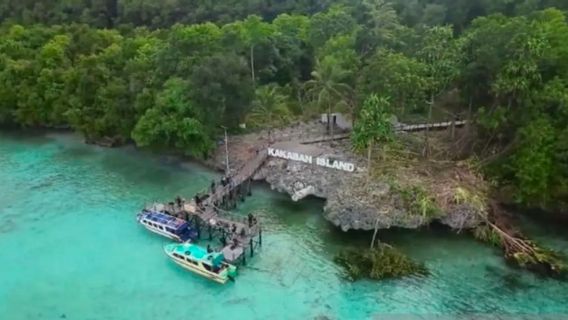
[{"xmin": 1, "ymin": 132, "xmax": 568, "ymax": 320}]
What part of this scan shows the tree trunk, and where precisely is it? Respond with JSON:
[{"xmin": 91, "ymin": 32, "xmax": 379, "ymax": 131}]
[
  {"xmin": 370, "ymin": 216, "xmax": 380, "ymax": 249},
  {"xmin": 401, "ymin": 94, "xmax": 406, "ymax": 117},
  {"xmin": 326, "ymin": 104, "xmax": 331, "ymax": 135},
  {"xmin": 466, "ymin": 95, "xmax": 473, "ymax": 135},
  {"xmin": 250, "ymin": 45, "xmax": 255, "ymax": 86},
  {"xmin": 423, "ymin": 93, "xmax": 434, "ymax": 158},
  {"xmin": 367, "ymin": 140, "xmax": 373, "ymax": 185},
  {"xmin": 330, "ymin": 112, "xmax": 335, "ymax": 141}
]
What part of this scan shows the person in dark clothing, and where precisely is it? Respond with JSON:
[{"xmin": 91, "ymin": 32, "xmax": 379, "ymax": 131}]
[
  {"xmin": 210, "ymin": 180, "xmax": 216, "ymax": 193},
  {"xmin": 207, "ymin": 244, "xmax": 213, "ymax": 253},
  {"xmin": 248, "ymin": 213, "xmax": 254, "ymax": 227},
  {"xmin": 231, "ymin": 224, "xmax": 237, "ymax": 234}
]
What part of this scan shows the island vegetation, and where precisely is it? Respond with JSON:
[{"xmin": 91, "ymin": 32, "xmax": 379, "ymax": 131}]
[
  {"xmin": 334, "ymin": 244, "xmax": 428, "ymax": 281},
  {"xmin": 1, "ymin": 0, "xmax": 568, "ymax": 278}
]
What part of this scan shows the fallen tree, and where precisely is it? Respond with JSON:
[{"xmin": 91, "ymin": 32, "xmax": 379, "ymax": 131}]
[
  {"xmin": 473, "ymin": 201, "xmax": 567, "ymax": 278},
  {"xmin": 334, "ymin": 244, "xmax": 428, "ymax": 281}
]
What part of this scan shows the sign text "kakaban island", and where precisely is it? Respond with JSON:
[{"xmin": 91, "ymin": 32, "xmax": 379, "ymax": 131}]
[{"xmin": 267, "ymin": 148, "xmax": 356, "ymax": 172}]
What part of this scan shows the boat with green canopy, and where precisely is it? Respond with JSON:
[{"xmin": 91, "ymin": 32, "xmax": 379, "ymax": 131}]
[{"xmin": 164, "ymin": 243, "xmax": 238, "ymax": 284}]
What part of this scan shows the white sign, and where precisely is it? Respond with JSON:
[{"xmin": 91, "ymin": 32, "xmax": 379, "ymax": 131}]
[{"xmin": 267, "ymin": 148, "xmax": 356, "ymax": 172}]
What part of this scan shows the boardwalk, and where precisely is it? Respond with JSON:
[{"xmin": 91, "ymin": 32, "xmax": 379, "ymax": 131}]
[
  {"xmin": 300, "ymin": 133, "xmax": 351, "ymax": 145},
  {"xmin": 155, "ymin": 149, "xmax": 269, "ymax": 264},
  {"xmin": 300, "ymin": 120, "xmax": 468, "ymax": 145},
  {"xmin": 204, "ymin": 149, "xmax": 268, "ymax": 207},
  {"xmin": 396, "ymin": 120, "xmax": 467, "ymax": 132}
]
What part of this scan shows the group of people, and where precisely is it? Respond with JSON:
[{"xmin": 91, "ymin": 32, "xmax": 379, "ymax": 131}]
[{"xmin": 209, "ymin": 176, "xmax": 234, "ymax": 194}]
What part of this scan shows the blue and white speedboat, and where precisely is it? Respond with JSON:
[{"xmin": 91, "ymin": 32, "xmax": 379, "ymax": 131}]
[{"xmin": 136, "ymin": 210, "xmax": 198, "ymax": 242}]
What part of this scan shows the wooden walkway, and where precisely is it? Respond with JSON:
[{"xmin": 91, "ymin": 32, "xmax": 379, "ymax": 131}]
[
  {"xmin": 153, "ymin": 149, "xmax": 269, "ymax": 264},
  {"xmin": 204, "ymin": 149, "xmax": 268, "ymax": 207},
  {"xmin": 300, "ymin": 120, "xmax": 467, "ymax": 144},
  {"xmin": 300, "ymin": 133, "xmax": 351, "ymax": 145},
  {"xmin": 396, "ymin": 120, "xmax": 467, "ymax": 132}
]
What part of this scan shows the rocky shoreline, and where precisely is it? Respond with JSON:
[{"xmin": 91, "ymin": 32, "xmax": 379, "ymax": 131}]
[{"xmin": 206, "ymin": 121, "xmax": 486, "ymax": 232}]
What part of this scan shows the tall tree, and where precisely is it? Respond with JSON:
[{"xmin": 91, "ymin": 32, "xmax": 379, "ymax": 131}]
[
  {"xmin": 352, "ymin": 94, "xmax": 394, "ymax": 183},
  {"xmin": 417, "ymin": 25, "xmax": 460, "ymax": 157},
  {"xmin": 305, "ymin": 57, "xmax": 352, "ymax": 137},
  {"xmin": 132, "ymin": 78, "xmax": 212, "ymax": 157},
  {"xmin": 359, "ymin": 49, "xmax": 427, "ymax": 116},
  {"xmin": 239, "ymin": 15, "xmax": 275, "ymax": 86}
]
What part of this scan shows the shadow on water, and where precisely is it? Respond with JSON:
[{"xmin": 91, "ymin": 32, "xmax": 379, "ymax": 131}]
[{"xmin": 485, "ymin": 265, "xmax": 536, "ymax": 292}]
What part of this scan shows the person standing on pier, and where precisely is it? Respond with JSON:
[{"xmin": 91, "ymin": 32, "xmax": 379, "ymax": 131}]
[
  {"xmin": 210, "ymin": 180, "xmax": 216, "ymax": 193},
  {"xmin": 248, "ymin": 213, "xmax": 255, "ymax": 228}
]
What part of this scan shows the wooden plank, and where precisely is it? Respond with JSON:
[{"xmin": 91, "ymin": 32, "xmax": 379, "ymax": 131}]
[{"xmin": 397, "ymin": 120, "xmax": 469, "ymax": 132}]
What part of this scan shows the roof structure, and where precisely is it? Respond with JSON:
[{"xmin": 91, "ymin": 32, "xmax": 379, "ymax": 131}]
[{"xmin": 143, "ymin": 211, "xmax": 187, "ymax": 230}]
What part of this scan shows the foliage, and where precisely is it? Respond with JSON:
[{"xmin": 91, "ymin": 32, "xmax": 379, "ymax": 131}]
[
  {"xmin": 358, "ymin": 50, "xmax": 427, "ymax": 115},
  {"xmin": 511, "ymin": 246, "xmax": 567, "ymax": 277},
  {"xmin": 352, "ymin": 94, "xmax": 394, "ymax": 151},
  {"xmin": 473, "ymin": 225, "xmax": 501, "ymax": 247},
  {"xmin": 453, "ymin": 187, "xmax": 487, "ymax": 214},
  {"xmin": 132, "ymin": 78, "xmax": 213, "ymax": 157},
  {"xmin": 396, "ymin": 184, "xmax": 442, "ymax": 218},
  {"xmin": 473, "ymin": 223, "xmax": 567, "ymax": 277},
  {"xmin": 247, "ymin": 85, "xmax": 292, "ymax": 129},
  {"xmin": 0, "ymin": 2, "xmax": 568, "ymax": 211},
  {"xmin": 334, "ymin": 244, "xmax": 428, "ymax": 281},
  {"xmin": 304, "ymin": 57, "xmax": 353, "ymax": 123}
]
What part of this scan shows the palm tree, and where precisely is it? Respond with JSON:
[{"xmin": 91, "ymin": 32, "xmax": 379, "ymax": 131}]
[
  {"xmin": 304, "ymin": 59, "xmax": 352, "ymax": 138},
  {"xmin": 247, "ymin": 85, "xmax": 291, "ymax": 139}
]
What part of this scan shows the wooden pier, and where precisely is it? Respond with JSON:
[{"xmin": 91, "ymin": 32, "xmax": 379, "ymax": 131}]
[
  {"xmin": 150, "ymin": 149, "xmax": 269, "ymax": 265},
  {"xmin": 396, "ymin": 120, "xmax": 467, "ymax": 132},
  {"xmin": 300, "ymin": 120, "xmax": 467, "ymax": 145}
]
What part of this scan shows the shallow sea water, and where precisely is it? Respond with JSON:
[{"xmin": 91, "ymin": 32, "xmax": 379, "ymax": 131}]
[{"xmin": 1, "ymin": 132, "xmax": 567, "ymax": 320}]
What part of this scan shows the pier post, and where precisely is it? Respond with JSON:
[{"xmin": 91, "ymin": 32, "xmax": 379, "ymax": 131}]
[
  {"xmin": 208, "ymin": 224, "xmax": 212, "ymax": 241},
  {"xmin": 247, "ymin": 179, "xmax": 252, "ymax": 196},
  {"xmin": 242, "ymin": 253, "xmax": 246, "ymax": 266},
  {"xmin": 250, "ymin": 238, "xmax": 254, "ymax": 257},
  {"xmin": 196, "ymin": 220, "xmax": 201, "ymax": 239},
  {"xmin": 259, "ymin": 228, "xmax": 262, "ymax": 246}
]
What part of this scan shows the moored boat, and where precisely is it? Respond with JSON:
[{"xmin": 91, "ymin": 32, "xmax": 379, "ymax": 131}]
[
  {"xmin": 136, "ymin": 209, "xmax": 198, "ymax": 242},
  {"xmin": 164, "ymin": 243, "xmax": 237, "ymax": 284}
]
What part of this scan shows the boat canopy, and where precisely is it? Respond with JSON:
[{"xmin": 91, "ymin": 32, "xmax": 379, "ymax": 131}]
[
  {"xmin": 140, "ymin": 210, "xmax": 188, "ymax": 232},
  {"xmin": 174, "ymin": 244, "xmax": 226, "ymax": 267}
]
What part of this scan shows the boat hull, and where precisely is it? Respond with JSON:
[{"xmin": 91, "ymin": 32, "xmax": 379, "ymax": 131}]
[
  {"xmin": 166, "ymin": 251, "xmax": 230, "ymax": 284},
  {"xmin": 140, "ymin": 223, "xmax": 182, "ymax": 242}
]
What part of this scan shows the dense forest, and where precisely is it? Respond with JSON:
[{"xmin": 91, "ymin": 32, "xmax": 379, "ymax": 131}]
[{"xmin": 1, "ymin": 0, "xmax": 567, "ymax": 213}]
